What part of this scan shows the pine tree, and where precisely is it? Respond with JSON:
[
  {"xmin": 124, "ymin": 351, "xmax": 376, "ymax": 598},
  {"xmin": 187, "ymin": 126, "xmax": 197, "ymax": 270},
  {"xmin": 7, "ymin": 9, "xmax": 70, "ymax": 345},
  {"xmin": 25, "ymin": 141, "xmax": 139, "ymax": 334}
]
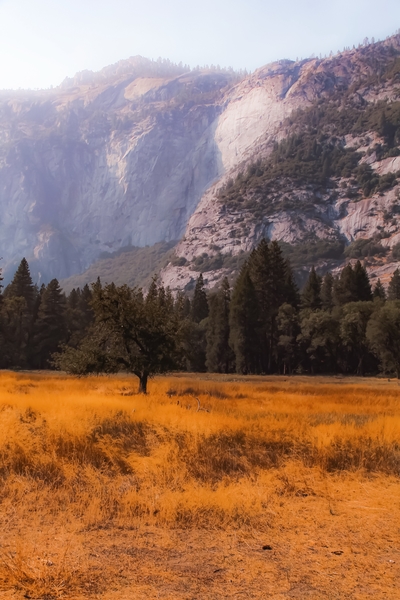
[
  {"xmin": 247, "ymin": 240, "xmax": 270, "ymax": 371},
  {"xmin": 340, "ymin": 302, "xmax": 375, "ymax": 375},
  {"xmin": 277, "ymin": 303, "xmax": 299, "ymax": 374},
  {"xmin": 321, "ymin": 272, "xmax": 334, "ymax": 310},
  {"xmin": 191, "ymin": 274, "xmax": 209, "ymax": 323},
  {"xmin": 175, "ymin": 291, "xmax": 191, "ymax": 320},
  {"xmin": 372, "ymin": 279, "xmax": 386, "ymax": 300},
  {"xmin": 353, "ymin": 261, "xmax": 372, "ymax": 302},
  {"xmin": 32, "ymin": 279, "xmax": 67, "ymax": 368},
  {"xmin": 5, "ymin": 258, "xmax": 36, "ymax": 311},
  {"xmin": 367, "ymin": 302, "xmax": 400, "ymax": 378},
  {"xmin": 334, "ymin": 264, "xmax": 357, "ymax": 305},
  {"xmin": 229, "ymin": 267, "xmax": 258, "ymax": 374},
  {"xmin": 301, "ymin": 266, "xmax": 322, "ymax": 309},
  {"xmin": 247, "ymin": 239, "xmax": 297, "ymax": 372},
  {"xmin": 283, "ymin": 260, "xmax": 300, "ymax": 307},
  {"xmin": 388, "ymin": 268, "xmax": 400, "ymax": 300},
  {"xmin": 1, "ymin": 258, "xmax": 37, "ymax": 367},
  {"xmin": 206, "ymin": 278, "xmax": 234, "ymax": 373}
]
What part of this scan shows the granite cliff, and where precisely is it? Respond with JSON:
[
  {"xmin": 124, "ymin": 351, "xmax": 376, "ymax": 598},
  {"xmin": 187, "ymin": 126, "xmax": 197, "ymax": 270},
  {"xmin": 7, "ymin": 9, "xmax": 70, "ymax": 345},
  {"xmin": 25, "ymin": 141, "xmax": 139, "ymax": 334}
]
[{"xmin": 2, "ymin": 37, "xmax": 400, "ymax": 288}]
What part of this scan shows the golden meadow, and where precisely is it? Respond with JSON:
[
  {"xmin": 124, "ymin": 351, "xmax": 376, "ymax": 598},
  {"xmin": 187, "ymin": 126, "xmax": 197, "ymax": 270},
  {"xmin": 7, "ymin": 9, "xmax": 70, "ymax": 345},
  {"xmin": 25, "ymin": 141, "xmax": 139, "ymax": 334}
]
[
  {"xmin": 0, "ymin": 371, "xmax": 399, "ymax": 597},
  {"xmin": 0, "ymin": 372, "xmax": 398, "ymax": 528}
]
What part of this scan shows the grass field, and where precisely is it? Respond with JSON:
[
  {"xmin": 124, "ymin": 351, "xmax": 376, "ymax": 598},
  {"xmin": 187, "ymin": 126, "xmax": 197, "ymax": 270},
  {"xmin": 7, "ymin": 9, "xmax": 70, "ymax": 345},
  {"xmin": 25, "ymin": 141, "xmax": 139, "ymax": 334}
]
[{"xmin": 0, "ymin": 372, "xmax": 398, "ymax": 599}]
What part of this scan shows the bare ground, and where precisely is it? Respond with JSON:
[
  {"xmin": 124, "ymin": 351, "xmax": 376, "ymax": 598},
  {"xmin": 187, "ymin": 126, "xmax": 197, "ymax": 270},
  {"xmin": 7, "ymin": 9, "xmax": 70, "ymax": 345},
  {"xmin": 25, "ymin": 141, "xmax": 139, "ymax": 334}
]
[{"xmin": 1, "ymin": 475, "xmax": 398, "ymax": 599}]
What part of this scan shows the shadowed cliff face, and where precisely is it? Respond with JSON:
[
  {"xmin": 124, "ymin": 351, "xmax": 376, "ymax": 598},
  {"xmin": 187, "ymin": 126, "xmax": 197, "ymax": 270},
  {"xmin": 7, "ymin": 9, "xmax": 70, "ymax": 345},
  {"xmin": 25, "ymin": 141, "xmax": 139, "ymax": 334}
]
[
  {"xmin": 0, "ymin": 65, "xmax": 233, "ymax": 282},
  {"xmin": 2, "ymin": 37, "xmax": 400, "ymax": 285}
]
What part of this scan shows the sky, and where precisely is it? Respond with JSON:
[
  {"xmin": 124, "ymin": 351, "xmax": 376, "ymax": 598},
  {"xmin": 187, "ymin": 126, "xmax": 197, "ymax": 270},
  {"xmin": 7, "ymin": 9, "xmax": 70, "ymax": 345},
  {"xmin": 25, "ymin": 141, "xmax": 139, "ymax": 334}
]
[{"xmin": 0, "ymin": 0, "xmax": 399, "ymax": 90}]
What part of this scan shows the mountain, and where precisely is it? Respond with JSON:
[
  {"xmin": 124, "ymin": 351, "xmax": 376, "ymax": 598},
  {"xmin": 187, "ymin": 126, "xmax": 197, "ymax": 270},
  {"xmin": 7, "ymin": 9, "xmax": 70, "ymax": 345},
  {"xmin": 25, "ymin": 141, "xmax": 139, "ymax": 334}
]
[
  {"xmin": 161, "ymin": 34, "xmax": 400, "ymax": 290},
  {"xmin": 1, "ymin": 36, "xmax": 400, "ymax": 289},
  {"xmin": 0, "ymin": 58, "xmax": 238, "ymax": 283}
]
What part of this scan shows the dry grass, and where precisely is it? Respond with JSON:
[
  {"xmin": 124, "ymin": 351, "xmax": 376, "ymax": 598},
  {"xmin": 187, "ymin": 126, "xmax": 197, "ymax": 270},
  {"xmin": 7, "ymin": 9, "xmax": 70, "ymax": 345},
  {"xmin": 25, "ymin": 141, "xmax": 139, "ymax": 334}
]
[{"xmin": 0, "ymin": 372, "xmax": 398, "ymax": 598}]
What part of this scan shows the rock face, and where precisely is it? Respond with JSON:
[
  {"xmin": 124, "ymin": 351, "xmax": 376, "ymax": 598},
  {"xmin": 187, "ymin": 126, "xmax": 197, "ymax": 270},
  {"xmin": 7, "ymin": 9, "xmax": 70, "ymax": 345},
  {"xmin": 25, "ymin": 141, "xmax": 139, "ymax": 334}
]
[
  {"xmin": 0, "ymin": 62, "xmax": 233, "ymax": 282},
  {"xmin": 1, "ymin": 37, "xmax": 400, "ymax": 286}
]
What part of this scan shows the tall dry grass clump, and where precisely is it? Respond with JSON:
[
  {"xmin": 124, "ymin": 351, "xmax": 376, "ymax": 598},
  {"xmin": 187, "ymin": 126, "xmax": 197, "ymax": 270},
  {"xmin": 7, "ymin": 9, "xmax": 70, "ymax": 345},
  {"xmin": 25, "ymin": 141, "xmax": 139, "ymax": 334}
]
[{"xmin": 0, "ymin": 372, "xmax": 398, "ymax": 597}]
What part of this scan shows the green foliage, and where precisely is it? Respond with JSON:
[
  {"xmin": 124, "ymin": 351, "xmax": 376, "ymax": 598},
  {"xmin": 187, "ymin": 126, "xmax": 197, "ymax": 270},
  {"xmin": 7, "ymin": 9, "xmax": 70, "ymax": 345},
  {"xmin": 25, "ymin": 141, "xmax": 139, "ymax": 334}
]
[
  {"xmin": 344, "ymin": 238, "xmax": 388, "ymax": 259},
  {"xmin": 191, "ymin": 274, "xmax": 209, "ymax": 323},
  {"xmin": 280, "ymin": 239, "xmax": 345, "ymax": 267},
  {"xmin": 206, "ymin": 278, "xmax": 234, "ymax": 373},
  {"xmin": 55, "ymin": 279, "xmax": 181, "ymax": 393},
  {"xmin": 189, "ymin": 250, "xmax": 249, "ymax": 274},
  {"xmin": 297, "ymin": 309, "xmax": 341, "ymax": 374},
  {"xmin": 340, "ymin": 302, "xmax": 375, "ymax": 374},
  {"xmin": 61, "ymin": 241, "xmax": 177, "ymax": 293},
  {"xmin": 32, "ymin": 279, "xmax": 66, "ymax": 368},
  {"xmin": 388, "ymin": 268, "xmax": 400, "ymax": 300},
  {"xmin": 333, "ymin": 261, "xmax": 372, "ymax": 305},
  {"xmin": 320, "ymin": 272, "xmax": 335, "ymax": 310},
  {"xmin": 219, "ymin": 83, "xmax": 400, "ymax": 218},
  {"xmin": 372, "ymin": 279, "xmax": 386, "ymax": 301},
  {"xmin": 229, "ymin": 267, "xmax": 258, "ymax": 374},
  {"xmin": 277, "ymin": 303, "xmax": 300, "ymax": 374},
  {"xmin": 367, "ymin": 301, "xmax": 400, "ymax": 377},
  {"xmin": 301, "ymin": 267, "xmax": 322, "ymax": 309}
]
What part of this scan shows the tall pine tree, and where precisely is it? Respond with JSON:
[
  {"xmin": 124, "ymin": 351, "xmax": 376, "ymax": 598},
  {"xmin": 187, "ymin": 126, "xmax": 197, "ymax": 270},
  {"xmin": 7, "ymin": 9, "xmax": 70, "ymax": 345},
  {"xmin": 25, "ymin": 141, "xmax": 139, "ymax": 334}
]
[
  {"xmin": 353, "ymin": 260, "xmax": 372, "ymax": 302},
  {"xmin": 321, "ymin": 272, "xmax": 334, "ymax": 310},
  {"xmin": 2, "ymin": 258, "xmax": 37, "ymax": 367},
  {"xmin": 388, "ymin": 268, "xmax": 400, "ymax": 300},
  {"xmin": 229, "ymin": 267, "xmax": 258, "ymax": 374},
  {"xmin": 206, "ymin": 278, "xmax": 234, "ymax": 373},
  {"xmin": 191, "ymin": 274, "xmax": 209, "ymax": 323},
  {"xmin": 32, "ymin": 279, "xmax": 67, "ymax": 368},
  {"xmin": 301, "ymin": 266, "xmax": 322, "ymax": 309}
]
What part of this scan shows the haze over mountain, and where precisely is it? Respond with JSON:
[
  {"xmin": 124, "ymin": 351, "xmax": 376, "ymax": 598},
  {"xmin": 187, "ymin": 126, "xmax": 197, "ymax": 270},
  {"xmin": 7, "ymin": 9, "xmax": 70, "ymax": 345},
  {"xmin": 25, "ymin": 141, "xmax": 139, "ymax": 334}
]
[{"xmin": 1, "ymin": 34, "xmax": 400, "ymax": 289}]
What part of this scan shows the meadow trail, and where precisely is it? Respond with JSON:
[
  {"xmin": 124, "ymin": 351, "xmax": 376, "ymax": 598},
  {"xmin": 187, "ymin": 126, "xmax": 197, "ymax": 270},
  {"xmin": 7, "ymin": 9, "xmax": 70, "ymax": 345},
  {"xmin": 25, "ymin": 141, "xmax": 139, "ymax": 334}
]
[{"xmin": 0, "ymin": 372, "xmax": 398, "ymax": 598}]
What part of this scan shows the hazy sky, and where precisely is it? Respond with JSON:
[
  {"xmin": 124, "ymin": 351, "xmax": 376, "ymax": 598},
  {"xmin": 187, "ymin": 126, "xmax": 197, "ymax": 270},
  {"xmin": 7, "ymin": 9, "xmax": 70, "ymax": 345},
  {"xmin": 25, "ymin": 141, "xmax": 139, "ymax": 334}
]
[{"xmin": 0, "ymin": 0, "xmax": 399, "ymax": 90}]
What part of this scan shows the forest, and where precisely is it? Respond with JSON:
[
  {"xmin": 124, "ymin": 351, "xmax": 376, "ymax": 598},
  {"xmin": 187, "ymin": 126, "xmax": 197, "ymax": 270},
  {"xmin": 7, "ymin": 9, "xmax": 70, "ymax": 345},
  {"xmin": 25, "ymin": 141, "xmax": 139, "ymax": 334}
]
[{"xmin": 1, "ymin": 240, "xmax": 400, "ymax": 391}]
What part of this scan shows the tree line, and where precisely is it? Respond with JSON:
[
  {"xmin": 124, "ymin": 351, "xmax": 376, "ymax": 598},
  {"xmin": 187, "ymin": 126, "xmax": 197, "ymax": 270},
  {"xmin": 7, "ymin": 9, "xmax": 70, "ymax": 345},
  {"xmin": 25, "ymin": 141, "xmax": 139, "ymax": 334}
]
[{"xmin": 2, "ymin": 242, "xmax": 400, "ymax": 391}]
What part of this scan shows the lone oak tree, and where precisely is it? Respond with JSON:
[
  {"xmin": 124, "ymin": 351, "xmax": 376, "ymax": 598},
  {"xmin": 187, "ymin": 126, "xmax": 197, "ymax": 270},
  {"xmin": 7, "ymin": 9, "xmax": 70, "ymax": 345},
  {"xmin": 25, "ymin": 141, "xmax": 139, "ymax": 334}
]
[{"xmin": 55, "ymin": 279, "xmax": 180, "ymax": 393}]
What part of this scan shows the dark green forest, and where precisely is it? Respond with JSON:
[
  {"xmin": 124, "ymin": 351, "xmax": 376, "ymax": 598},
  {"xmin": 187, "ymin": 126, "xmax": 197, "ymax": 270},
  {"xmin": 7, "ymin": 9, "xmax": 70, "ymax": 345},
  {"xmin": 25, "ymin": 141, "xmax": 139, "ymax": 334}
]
[{"xmin": 2, "ymin": 242, "xmax": 400, "ymax": 392}]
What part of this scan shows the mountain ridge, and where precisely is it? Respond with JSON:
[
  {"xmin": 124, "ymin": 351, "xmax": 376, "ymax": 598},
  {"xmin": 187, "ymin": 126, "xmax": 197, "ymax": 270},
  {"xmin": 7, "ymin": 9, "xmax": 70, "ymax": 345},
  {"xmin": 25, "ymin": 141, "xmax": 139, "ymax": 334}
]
[{"xmin": 1, "ymin": 33, "xmax": 400, "ymax": 288}]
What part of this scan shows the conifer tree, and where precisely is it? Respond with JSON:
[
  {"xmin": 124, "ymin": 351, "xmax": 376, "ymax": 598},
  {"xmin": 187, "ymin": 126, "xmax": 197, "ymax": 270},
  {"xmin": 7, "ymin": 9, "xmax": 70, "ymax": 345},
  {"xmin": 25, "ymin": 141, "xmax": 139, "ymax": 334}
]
[
  {"xmin": 283, "ymin": 260, "xmax": 300, "ymax": 308},
  {"xmin": 247, "ymin": 239, "xmax": 297, "ymax": 372},
  {"xmin": 353, "ymin": 260, "xmax": 372, "ymax": 302},
  {"xmin": 334, "ymin": 264, "xmax": 357, "ymax": 305},
  {"xmin": 372, "ymin": 279, "xmax": 386, "ymax": 300},
  {"xmin": 321, "ymin": 272, "xmax": 334, "ymax": 310},
  {"xmin": 229, "ymin": 267, "xmax": 258, "ymax": 374},
  {"xmin": 247, "ymin": 240, "xmax": 270, "ymax": 371},
  {"xmin": 1, "ymin": 258, "xmax": 37, "ymax": 367},
  {"xmin": 5, "ymin": 258, "xmax": 36, "ymax": 311},
  {"xmin": 388, "ymin": 268, "xmax": 400, "ymax": 300},
  {"xmin": 301, "ymin": 266, "xmax": 322, "ymax": 309},
  {"xmin": 79, "ymin": 284, "xmax": 94, "ymax": 327},
  {"xmin": 277, "ymin": 303, "xmax": 299, "ymax": 374},
  {"xmin": 206, "ymin": 278, "xmax": 234, "ymax": 373},
  {"xmin": 175, "ymin": 291, "xmax": 191, "ymax": 319},
  {"xmin": 340, "ymin": 302, "xmax": 375, "ymax": 375},
  {"xmin": 367, "ymin": 302, "xmax": 400, "ymax": 378},
  {"xmin": 191, "ymin": 274, "xmax": 209, "ymax": 323},
  {"xmin": 32, "ymin": 279, "xmax": 67, "ymax": 368}
]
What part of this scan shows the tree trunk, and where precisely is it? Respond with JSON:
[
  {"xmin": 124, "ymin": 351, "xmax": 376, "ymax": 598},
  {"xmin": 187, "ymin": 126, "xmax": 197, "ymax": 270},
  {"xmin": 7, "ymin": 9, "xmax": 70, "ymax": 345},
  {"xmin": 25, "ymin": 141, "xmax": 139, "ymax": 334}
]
[{"xmin": 138, "ymin": 372, "xmax": 148, "ymax": 394}]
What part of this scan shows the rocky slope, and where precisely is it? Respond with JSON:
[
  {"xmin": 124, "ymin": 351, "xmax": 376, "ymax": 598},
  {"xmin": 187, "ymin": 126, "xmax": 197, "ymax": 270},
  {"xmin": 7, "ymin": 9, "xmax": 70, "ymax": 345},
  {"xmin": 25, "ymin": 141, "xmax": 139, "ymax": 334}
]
[
  {"xmin": 161, "ymin": 36, "xmax": 400, "ymax": 290},
  {"xmin": 2, "ymin": 37, "xmax": 400, "ymax": 287}
]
